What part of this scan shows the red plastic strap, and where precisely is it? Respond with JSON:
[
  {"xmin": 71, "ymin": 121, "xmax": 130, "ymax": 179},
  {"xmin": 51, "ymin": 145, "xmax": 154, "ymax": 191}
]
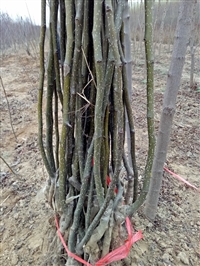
[
  {"xmin": 106, "ymin": 175, "xmax": 118, "ymax": 194},
  {"xmin": 96, "ymin": 217, "xmax": 143, "ymax": 265},
  {"xmin": 92, "ymin": 157, "xmax": 118, "ymax": 194},
  {"xmin": 164, "ymin": 167, "xmax": 199, "ymax": 191},
  {"xmin": 55, "ymin": 217, "xmax": 92, "ymax": 266},
  {"xmin": 106, "ymin": 175, "xmax": 111, "ymax": 186},
  {"xmin": 55, "ymin": 216, "xmax": 143, "ymax": 266}
]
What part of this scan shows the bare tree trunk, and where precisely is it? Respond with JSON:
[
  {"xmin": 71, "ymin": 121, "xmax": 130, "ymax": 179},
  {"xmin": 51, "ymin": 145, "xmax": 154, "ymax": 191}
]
[
  {"xmin": 189, "ymin": 5, "xmax": 197, "ymax": 89},
  {"xmin": 144, "ymin": 0, "xmax": 196, "ymax": 221},
  {"xmin": 125, "ymin": 0, "xmax": 155, "ymax": 217},
  {"xmin": 138, "ymin": 0, "xmax": 145, "ymax": 55},
  {"xmin": 122, "ymin": 1, "xmax": 138, "ymax": 203}
]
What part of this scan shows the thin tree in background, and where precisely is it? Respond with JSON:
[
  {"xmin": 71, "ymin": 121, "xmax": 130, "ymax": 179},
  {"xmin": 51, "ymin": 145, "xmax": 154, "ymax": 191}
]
[
  {"xmin": 38, "ymin": 0, "xmax": 156, "ymax": 264},
  {"xmin": 157, "ymin": 0, "xmax": 169, "ymax": 56},
  {"xmin": 144, "ymin": 0, "xmax": 196, "ymax": 221}
]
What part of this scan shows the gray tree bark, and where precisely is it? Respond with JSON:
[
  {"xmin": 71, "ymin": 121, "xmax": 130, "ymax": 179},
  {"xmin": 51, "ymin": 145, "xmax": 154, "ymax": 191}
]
[{"xmin": 144, "ymin": 0, "xmax": 196, "ymax": 221}]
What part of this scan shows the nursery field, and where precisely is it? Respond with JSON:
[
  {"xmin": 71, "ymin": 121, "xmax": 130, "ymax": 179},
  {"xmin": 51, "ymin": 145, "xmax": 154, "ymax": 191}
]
[{"xmin": 0, "ymin": 45, "xmax": 200, "ymax": 265}]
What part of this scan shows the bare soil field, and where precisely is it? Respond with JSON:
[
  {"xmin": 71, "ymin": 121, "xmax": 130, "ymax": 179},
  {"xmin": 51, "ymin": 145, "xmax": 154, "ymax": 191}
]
[{"xmin": 0, "ymin": 46, "xmax": 200, "ymax": 266}]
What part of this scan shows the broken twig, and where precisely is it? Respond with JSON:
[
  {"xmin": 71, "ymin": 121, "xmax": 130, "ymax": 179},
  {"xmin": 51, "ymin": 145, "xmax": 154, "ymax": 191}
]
[{"xmin": 0, "ymin": 76, "xmax": 18, "ymax": 142}]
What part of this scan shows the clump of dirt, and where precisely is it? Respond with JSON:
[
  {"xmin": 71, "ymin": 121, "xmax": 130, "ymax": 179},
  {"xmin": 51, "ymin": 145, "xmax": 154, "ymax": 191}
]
[{"xmin": 0, "ymin": 47, "xmax": 199, "ymax": 266}]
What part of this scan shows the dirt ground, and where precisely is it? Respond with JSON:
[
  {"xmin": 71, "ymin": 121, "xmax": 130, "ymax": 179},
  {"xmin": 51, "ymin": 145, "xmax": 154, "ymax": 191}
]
[{"xmin": 0, "ymin": 45, "xmax": 200, "ymax": 266}]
